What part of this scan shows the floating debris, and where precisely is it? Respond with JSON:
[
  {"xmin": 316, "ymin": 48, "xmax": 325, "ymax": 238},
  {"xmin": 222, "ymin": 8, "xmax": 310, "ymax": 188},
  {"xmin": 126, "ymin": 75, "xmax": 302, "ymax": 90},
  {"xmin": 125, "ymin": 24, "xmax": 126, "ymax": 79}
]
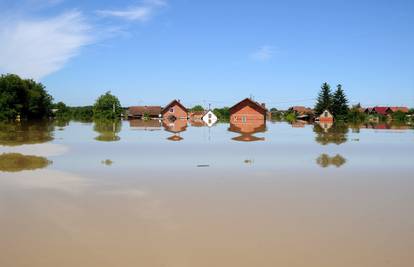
[
  {"xmin": 101, "ymin": 159, "xmax": 113, "ymax": 166},
  {"xmin": 197, "ymin": 164, "xmax": 210, "ymax": 168}
]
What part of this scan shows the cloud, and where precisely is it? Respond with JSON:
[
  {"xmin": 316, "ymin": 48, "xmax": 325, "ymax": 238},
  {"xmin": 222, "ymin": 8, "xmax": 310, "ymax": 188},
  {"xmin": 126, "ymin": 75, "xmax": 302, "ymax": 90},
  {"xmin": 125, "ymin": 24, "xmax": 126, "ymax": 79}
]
[
  {"xmin": 250, "ymin": 45, "xmax": 275, "ymax": 61},
  {"xmin": 96, "ymin": 0, "xmax": 167, "ymax": 22},
  {"xmin": 0, "ymin": 10, "xmax": 92, "ymax": 80}
]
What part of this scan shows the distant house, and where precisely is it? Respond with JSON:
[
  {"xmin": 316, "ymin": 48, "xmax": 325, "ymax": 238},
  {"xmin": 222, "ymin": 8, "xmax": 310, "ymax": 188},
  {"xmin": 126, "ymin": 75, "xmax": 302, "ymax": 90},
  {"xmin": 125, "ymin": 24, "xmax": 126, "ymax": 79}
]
[
  {"xmin": 128, "ymin": 106, "xmax": 162, "ymax": 119},
  {"xmin": 202, "ymin": 110, "xmax": 218, "ymax": 127},
  {"xmin": 372, "ymin": 107, "xmax": 390, "ymax": 116},
  {"xmin": 161, "ymin": 100, "xmax": 188, "ymax": 120},
  {"xmin": 317, "ymin": 109, "xmax": 334, "ymax": 123},
  {"xmin": 365, "ymin": 106, "xmax": 409, "ymax": 116},
  {"xmin": 229, "ymin": 98, "xmax": 267, "ymax": 123},
  {"xmin": 389, "ymin": 107, "xmax": 409, "ymax": 113},
  {"xmin": 289, "ymin": 106, "xmax": 314, "ymax": 115},
  {"xmin": 189, "ymin": 111, "xmax": 205, "ymax": 120}
]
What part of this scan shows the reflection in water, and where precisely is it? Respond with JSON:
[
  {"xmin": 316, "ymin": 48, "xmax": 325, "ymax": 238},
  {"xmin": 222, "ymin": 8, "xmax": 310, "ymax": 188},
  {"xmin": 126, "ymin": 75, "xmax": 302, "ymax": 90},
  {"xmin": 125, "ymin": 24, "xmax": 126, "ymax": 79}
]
[
  {"xmin": 94, "ymin": 120, "xmax": 121, "ymax": 142},
  {"xmin": 228, "ymin": 120, "xmax": 266, "ymax": 142},
  {"xmin": 0, "ymin": 153, "xmax": 51, "ymax": 172},
  {"xmin": 316, "ymin": 154, "xmax": 346, "ymax": 168},
  {"xmin": 129, "ymin": 119, "xmax": 162, "ymax": 131},
  {"xmin": 101, "ymin": 159, "xmax": 113, "ymax": 166},
  {"xmin": 314, "ymin": 123, "xmax": 348, "ymax": 145},
  {"xmin": 163, "ymin": 119, "xmax": 187, "ymax": 141},
  {"xmin": 0, "ymin": 121, "xmax": 54, "ymax": 146}
]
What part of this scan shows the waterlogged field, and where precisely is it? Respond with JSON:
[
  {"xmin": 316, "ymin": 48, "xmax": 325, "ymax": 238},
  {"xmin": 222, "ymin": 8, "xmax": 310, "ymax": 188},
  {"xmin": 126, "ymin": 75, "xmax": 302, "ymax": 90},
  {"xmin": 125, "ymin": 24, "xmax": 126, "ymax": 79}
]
[{"xmin": 0, "ymin": 119, "xmax": 413, "ymax": 267}]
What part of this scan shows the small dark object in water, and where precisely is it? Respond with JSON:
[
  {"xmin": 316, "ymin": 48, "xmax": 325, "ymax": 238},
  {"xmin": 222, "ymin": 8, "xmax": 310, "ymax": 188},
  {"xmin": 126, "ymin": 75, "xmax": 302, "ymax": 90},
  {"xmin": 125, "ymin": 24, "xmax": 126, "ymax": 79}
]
[{"xmin": 197, "ymin": 164, "xmax": 210, "ymax": 167}]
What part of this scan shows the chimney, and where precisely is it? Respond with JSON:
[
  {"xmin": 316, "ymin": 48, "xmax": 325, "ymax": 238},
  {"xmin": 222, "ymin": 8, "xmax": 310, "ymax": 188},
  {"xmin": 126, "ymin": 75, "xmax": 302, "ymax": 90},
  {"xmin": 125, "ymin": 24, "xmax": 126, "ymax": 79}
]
[{"xmin": 261, "ymin": 103, "xmax": 266, "ymax": 108}]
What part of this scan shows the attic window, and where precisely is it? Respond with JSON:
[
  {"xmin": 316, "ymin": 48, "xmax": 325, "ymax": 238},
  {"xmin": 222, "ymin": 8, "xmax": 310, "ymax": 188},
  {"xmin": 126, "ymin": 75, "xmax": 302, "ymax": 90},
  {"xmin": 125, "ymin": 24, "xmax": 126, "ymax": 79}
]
[
  {"xmin": 324, "ymin": 111, "xmax": 328, "ymax": 117},
  {"xmin": 170, "ymin": 108, "xmax": 174, "ymax": 113}
]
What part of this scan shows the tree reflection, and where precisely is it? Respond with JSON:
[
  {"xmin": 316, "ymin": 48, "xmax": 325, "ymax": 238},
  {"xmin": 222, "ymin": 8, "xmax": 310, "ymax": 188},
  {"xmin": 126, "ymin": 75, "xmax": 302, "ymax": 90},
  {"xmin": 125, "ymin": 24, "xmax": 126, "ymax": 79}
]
[
  {"xmin": 316, "ymin": 154, "xmax": 346, "ymax": 168},
  {"xmin": 0, "ymin": 153, "xmax": 51, "ymax": 172},
  {"xmin": 0, "ymin": 121, "xmax": 54, "ymax": 146},
  {"xmin": 313, "ymin": 122, "xmax": 348, "ymax": 145},
  {"xmin": 94, "ymin": 120, "xmax": 121, "ymax": 142}
]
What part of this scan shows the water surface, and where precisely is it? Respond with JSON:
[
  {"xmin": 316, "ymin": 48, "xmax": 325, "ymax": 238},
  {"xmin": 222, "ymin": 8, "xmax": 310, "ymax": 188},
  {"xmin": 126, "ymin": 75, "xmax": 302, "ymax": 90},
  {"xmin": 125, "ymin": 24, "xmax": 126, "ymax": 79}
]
[{"xmin": 1, "ymin": 119, "xmax": 413, "ymax": 267}]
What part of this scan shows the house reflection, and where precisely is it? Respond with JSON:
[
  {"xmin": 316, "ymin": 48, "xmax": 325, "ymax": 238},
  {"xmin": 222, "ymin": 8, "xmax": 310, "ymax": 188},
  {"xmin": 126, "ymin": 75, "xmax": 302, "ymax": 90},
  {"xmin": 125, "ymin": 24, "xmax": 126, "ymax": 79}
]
[
  {"xmin": 162, "ymin": 118, "xmax": 187, "ymax": 141},
  {"xmin": 0, "ymin": 153, "xmax": 52, "ymax": 172},
  {"xmin": 129, "ymin": 119, "xmax": 162, "ymax": 131},
  {"xmin": 228, "ymin": 120, "xmax": 266, "ymax": 142},
  {"xmin": 94, "ymin": 120, "xmax": 121, "ymax": 142},
  {"xmin": 316, "ymin": 154, "xmax": 346, "ymax": 168}
]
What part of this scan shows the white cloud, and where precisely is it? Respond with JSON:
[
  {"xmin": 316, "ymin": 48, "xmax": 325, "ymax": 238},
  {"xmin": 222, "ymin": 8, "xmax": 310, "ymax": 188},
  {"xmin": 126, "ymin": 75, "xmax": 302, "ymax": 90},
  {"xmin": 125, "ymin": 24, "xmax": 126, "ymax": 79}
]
[
  {"xmin": 0, "ymin": 11, "xmax": 92, "ymax": 80},
  {"xmin": 250, "ymin": 45, "xmax": 275, "ymax": 61},
  {"xmin": 96, "ymin": 0, "xmax": 167, "ymax": 22}
]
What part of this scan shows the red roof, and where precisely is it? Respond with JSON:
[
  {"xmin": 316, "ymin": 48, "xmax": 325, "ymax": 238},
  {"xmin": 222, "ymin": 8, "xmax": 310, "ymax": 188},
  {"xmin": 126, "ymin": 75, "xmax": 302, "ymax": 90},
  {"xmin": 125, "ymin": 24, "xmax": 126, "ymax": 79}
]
[
  {"xmin": 229, "ymin": 98, "xmax": 267, "ymax": 115},
  {"xmin": 389, "ymin": 107, "xmax": 409, "ymax": 113},
  {"xmin": 162, "ymin": 99, "xmax": 188, "ymax": 114},
  {"xmin": 372, "ymin": 107, "xmax": 389, "ymax": 115}
]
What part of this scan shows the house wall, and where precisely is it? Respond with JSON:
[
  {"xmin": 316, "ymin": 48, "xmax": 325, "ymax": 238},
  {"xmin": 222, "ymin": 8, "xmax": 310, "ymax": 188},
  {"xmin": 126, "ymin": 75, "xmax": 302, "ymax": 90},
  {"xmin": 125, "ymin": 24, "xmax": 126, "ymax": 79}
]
[
  {"xmin": 319, "ymin": 111, "xmax": 334, "ymax": 123},
  {"xmin": 230, "ymin": 105, "xmax": 265, "ymax": 122},
  {"xmin": 163, "ymin": 104, "xmax": 188, "ymax": 120}
]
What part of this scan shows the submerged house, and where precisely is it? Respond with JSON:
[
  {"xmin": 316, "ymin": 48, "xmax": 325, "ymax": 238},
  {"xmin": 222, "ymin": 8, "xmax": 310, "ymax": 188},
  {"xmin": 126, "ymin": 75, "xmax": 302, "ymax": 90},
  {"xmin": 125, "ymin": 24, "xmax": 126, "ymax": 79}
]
[
  {"xmin": 317, "ymin": 109, "xmax": 334, "ymax": 123},
  {"xmin": 162, "ymin": 100, "xmax": 188, "ymax": 120},
  {"xmin": 127, "ymin": 106, "xmax": 162, "ymax": 119},
  {"xmin": 365, "ymin": 106, "xmax": 409, "ymax": 116},
  {"xmin": 189, "ymin": 111, "xmax": 205, "ymax": 120},
  {"xmin": 229, "ymin": 98, "xmax": 267, "ymax": 123}
]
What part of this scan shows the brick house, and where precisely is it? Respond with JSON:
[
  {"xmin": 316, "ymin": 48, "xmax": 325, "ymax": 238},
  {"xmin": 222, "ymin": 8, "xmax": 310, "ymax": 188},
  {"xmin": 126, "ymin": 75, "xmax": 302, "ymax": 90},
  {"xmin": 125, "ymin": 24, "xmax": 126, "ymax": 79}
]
[
  {"xmin": 161, "ymin": 100, "xmax": 188, "ymax": 120},
  {"xmin": 229, "ymin": 98, "xmax": 267, "ymax": 123}
]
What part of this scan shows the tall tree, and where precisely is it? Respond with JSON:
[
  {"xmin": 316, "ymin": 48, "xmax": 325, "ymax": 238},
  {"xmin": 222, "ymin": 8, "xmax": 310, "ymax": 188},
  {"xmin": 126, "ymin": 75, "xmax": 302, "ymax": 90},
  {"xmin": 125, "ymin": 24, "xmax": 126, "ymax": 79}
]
[
  {"xmin": 314, "ymin": 82, "xmax": 333, "ymax": 115},
  {"xmin": 93, "ymin": 91, "xmax": 122, "ymax": 119},
  {"xmin": 0, "ymin": 74, "xmax": 52, "ymax": 121},
  {"xmin": 332, "ymin": 84, "xmax": 349, "ymax": 118}
]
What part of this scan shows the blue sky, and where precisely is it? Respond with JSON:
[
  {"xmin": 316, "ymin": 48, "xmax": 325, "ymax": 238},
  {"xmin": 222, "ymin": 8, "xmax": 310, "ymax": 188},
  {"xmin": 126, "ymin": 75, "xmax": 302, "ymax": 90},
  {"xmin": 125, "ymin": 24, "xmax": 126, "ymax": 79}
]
[{"xmin": 0, "ymin": 0, "xmax": 413, "ymax": 109}]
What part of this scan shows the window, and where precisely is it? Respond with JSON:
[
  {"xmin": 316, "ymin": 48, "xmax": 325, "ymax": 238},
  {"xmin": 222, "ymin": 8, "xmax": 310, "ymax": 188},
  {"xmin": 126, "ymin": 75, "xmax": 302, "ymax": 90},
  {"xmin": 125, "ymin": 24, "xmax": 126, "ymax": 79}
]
[
  {"xmin": 324, "ymin": 111, "xmax": 328, "ymax": 117},
  {"xmin": 170, "ymin": 108, "xmax": 174, "ymax": 113},
  {"xmin": 242, "ymin": 116, "xmax": 247, "ymax": 123},
  {"xmin": 208, "ymin": 114, "xmax": 212, "ymax": 118}
]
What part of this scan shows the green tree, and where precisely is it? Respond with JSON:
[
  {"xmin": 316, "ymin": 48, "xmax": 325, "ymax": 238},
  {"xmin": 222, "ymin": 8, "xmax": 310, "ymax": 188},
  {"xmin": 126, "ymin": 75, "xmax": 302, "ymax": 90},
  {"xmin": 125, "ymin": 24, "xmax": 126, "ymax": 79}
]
[
  {"xmin": 213, "ymin": 107, "xmax": 230, "ymax": 121},
  {"xmin": 0, "ymin": 74, "xmax": 52, "ymax": 120},
  {"xmin": 332, "ymin": 84, "xmax": 349, "ymax": 119},
  {"xmin": 190, "ymin": 105, "xmax": 205, "ymax": 112},
  {"xmin": 93, "ymin": 91, "xmax": 122, "ymax": 119},
  {"xmin": 314, "ymin": 82, "xmax": 333, "ymax": 116}
]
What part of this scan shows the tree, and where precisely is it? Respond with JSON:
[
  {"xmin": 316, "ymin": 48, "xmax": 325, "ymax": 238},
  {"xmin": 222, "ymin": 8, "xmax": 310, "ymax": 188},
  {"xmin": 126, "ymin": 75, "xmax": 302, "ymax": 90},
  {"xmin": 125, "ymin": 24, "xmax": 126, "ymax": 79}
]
[
  {"xmin": 93, "ymin": 91, "xmax": 122, "ymax": 119},
  {"xmin": 0, "ymin": 74, "xmax": 52, "ymax": 120},
  {"xmin": 190, "ymin": 105, "xmax": 205, "ymax": 112},
  {"xmin": 332, "ymin": 84, "xmax": 349, "ymax": 119},
  {"xmin": 314, "ymin": 82, "xmax": 333, "ymax": 115}
]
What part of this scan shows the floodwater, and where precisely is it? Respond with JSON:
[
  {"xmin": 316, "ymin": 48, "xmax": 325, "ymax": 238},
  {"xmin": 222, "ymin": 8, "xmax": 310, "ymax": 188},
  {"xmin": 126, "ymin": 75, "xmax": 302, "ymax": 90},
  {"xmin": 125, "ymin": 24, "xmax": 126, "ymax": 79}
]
[{"xmin": 0, "ymin": 119, "xmax": 413, "ymax": 267}]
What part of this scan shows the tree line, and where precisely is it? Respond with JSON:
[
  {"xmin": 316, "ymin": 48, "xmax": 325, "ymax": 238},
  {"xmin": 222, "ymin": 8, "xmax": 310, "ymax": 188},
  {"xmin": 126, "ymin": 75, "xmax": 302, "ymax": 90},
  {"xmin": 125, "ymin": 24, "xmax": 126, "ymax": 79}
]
[{"xmin": 0, "ymin": 74, "xmax": 123, "ymax": 121}]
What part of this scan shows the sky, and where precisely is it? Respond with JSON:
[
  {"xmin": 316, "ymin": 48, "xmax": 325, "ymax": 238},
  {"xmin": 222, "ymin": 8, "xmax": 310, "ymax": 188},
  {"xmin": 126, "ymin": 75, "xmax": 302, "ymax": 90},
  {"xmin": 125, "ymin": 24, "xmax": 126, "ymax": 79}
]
[{"xmin": 0, "ymin": 0, "xmax": 413, "ymax": 109}]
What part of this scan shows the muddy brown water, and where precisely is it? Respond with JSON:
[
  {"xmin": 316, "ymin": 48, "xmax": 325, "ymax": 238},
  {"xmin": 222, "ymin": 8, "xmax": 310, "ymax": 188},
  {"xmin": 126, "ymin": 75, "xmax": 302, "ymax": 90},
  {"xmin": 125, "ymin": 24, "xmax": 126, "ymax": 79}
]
[{"xmin": 1, "ymin": 120, "xmax": 413, "ymax": 267}]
